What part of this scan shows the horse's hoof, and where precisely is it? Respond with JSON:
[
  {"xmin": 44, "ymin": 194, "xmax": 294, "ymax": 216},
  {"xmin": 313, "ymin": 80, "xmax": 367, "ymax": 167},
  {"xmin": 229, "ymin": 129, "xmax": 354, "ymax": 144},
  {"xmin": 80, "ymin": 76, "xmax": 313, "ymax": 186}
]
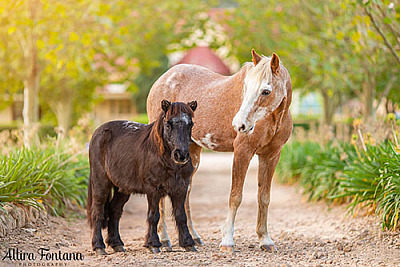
[
  {"xmin": 260, "ymin": 244, "xmax": 276, "ymax": 252},
  {"xmin": 194, "ymin": 238, "xmax": 204, "ymax": 246},
  {"xmin": 149, "ymin": 247, "xmax": 161, "ymax": 254},
  {"xmin": 94, "ymin": 248, "xmax": 107, "ymax": 255},
  {"xmin": 112, "ymin": 246, "xmax": 126, "ymax": 253},
  {"xmin": 161, "ymin": 240, "xmax": 172, "ymax": 252},
  {"xmin": 184, "ymin": 245, "xmax": 197, "ymax": 252},
  {"xmin": 220, "ymin": 245, "xmax": 234, "ymax": 253}
]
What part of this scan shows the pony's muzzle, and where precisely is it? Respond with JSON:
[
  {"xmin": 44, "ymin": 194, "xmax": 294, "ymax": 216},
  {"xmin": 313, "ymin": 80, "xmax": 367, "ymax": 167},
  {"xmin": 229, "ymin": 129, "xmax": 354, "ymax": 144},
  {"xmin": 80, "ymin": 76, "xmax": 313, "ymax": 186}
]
[{"xmin": 173, "ymin": 149, "xmax": 190, "ymax": 164}]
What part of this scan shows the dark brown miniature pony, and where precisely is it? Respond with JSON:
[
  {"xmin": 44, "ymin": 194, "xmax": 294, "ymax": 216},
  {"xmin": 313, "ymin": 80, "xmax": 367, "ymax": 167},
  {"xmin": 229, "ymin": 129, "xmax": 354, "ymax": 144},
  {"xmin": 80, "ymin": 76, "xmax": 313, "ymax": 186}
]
[{"xmin": 87, "ymin": 100, "xmax": 198, "ymax": 255}]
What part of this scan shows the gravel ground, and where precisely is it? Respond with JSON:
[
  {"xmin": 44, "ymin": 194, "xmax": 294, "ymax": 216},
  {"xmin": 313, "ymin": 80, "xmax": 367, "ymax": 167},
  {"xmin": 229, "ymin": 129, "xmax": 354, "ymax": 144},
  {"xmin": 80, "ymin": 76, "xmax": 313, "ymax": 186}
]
[{"xmin": 1, "ymin": 152, "xmax": 399, "ymax": 266}]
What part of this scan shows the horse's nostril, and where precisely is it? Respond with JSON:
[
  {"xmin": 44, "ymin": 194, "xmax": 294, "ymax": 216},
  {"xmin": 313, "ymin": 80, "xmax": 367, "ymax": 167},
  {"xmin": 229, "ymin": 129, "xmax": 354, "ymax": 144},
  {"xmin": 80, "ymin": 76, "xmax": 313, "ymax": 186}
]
[{"xmin": 239, "ymin": 124, "xmax": 246, "ymax": 132}]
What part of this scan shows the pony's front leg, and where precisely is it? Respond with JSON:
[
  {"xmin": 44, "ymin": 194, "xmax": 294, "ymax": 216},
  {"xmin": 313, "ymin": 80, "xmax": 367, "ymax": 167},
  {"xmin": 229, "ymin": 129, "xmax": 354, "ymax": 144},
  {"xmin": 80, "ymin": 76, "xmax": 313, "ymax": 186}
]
[
  {"xmin": 220, "ymin": 140, "xmax": 254, "ymax": 252},
  {"xmin": 145, "ymin": 194, "xmax": 162, "ymax": 253},
  {"xmin": 170, "ymin": 189, "xmax": 196, "ymax": 252},
  {"xmin": 256, "ymin": 152, "xmax": 281, "ymax": 252}
]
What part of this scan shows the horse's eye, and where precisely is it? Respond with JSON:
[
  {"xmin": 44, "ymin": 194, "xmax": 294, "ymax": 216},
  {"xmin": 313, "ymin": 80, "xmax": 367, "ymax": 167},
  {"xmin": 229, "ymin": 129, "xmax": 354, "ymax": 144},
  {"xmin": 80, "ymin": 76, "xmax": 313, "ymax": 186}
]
[
  {"xmin": 165, "ymin": 122, "xmax": 172, "ymax": 130},
  {"xmin": 262, "ymin": 90, "xmax": 271, "ymax": 96}
]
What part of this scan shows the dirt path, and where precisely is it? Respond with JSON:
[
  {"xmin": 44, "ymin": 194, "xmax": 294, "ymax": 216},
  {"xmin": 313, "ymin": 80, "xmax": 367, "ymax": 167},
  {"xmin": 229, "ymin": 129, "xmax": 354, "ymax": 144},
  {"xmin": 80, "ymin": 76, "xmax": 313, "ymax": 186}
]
[{"xmin": 1, "ymin": 152, "xmax": 400, "ymax": 266}]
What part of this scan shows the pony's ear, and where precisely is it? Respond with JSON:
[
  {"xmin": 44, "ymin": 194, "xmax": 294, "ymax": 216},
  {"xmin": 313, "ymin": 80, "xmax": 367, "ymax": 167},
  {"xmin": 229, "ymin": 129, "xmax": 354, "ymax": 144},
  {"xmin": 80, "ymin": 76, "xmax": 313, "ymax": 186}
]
[
  {"xmin": 188, "ymin": 101, "xmax": 197, "ymax": 112},
  {"xmin": 161, "ymin": 100, "xmax": 171, "ymax": 113},
  {"xmin": 251, "ymin": 48, "xmax": 262, "ymax": 66},
  {"xmin": 271, "ymin": 53, "xmax": 280, "ymax": 74}
]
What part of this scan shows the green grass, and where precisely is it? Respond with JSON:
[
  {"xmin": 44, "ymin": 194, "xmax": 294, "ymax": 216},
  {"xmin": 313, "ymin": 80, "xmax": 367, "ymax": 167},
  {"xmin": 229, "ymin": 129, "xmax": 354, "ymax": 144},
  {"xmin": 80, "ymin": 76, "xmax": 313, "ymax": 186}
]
[
  {"xmin": 276, "ymin": 140, "xmax": 400, "ymax": 231},
  {"xmin": 0, "ymin": 147, "xmax": 89, "ymax": 216}
]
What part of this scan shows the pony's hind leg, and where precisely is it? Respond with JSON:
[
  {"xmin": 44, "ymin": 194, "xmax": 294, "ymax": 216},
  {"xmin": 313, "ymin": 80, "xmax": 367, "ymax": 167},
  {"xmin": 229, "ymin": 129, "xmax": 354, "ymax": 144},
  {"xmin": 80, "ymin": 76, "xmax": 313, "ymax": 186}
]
[
  {"xmin": 256, "ymin": 152, "xmax": 281, "ymax": 252},
  {"xmin": 89, "ymin": 171, "xmax": 112, "ymax": 255},
  {"xmin": 185, "ymin": 143, "xmax": 203, "ymax": 245},
  {"xmin": 220, "ymin": 138, "xmax": 254, "ymax": 252},
  {"xmin": 106, "ymin": 187, "xmax": 130, "ymax": 253},
  {"xmin": 145, "ymin": 194, "xmax": 162, "ymax": 253}
]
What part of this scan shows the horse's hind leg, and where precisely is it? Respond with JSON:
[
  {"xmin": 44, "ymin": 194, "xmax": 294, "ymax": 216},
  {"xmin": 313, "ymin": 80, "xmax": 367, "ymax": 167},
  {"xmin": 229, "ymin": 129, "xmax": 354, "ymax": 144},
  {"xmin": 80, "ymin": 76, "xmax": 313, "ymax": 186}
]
[
  {"xmin": 256, "ymin": 152, "xmax": 280, "ymax": 252},
  {"xmin": 157, "ymin": 198, "xmax": 171, "ymax": 251},
  {"xmin": 185, "ymin": 143, "xmax": 203, "ymax": 245},
  {"xmin": 106, "ymin": 187, "xmax": 130, "ymax": 253}
]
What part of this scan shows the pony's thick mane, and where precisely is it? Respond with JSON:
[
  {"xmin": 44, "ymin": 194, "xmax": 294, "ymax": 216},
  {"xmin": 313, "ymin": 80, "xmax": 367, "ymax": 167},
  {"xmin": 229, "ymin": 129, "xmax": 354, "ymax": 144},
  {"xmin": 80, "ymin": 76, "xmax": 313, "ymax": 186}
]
[{"xmin": 150, "ymin": 102, "xmax": 194, "ymax": 155}]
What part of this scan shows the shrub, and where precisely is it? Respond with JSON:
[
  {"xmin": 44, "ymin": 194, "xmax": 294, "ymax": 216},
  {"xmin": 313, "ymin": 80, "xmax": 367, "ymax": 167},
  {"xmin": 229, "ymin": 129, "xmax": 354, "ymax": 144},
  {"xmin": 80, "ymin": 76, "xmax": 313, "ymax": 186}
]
[{"xmin": 0, "ymin": 147, "xmax": 89, "ymax": 216}]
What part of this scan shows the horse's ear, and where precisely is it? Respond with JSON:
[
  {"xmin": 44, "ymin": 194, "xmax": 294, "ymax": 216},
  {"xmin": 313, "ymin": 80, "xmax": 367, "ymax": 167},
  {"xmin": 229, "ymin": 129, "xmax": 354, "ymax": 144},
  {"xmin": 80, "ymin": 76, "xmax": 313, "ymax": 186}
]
[
  {"xmin": 188, "ymin": 101, "xmax": 197, "ymax": 112},
  {"xmin": 251, "ymin": 49, "xmax": 262, "ymax": 66},
  {"xmin": 271, "ymin": 53, "xmax": 280, "ymax": 74},
  {"xmin": 161, "ymin": 100, "xmax": 171, "ymax": 113}
]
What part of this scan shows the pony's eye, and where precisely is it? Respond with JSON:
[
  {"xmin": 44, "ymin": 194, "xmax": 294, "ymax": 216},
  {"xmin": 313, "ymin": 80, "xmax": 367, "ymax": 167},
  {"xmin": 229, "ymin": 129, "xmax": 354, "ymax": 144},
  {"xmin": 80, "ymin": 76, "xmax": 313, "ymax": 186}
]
[
  {"xmin": 166, "ymin": 122, "xmax": 172, "ymax": 129},
  {"xmin": 262, "ymin": 90, "xmax": 271, "ymax": 96}
]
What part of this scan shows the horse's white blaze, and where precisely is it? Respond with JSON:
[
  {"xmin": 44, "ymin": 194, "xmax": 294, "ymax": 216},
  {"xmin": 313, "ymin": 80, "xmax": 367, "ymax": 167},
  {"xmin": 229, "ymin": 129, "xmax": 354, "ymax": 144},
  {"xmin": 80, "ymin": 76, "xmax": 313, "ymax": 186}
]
[{"xmin": 232, "ymin": 57, "xmax": 287, "ymax": 134}]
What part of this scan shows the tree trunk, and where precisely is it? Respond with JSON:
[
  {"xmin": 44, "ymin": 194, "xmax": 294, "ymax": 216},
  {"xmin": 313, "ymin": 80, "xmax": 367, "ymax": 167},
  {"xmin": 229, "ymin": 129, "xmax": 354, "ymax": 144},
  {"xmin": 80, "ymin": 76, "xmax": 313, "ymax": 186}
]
[
  {"xmin": 49, "ymin": 86, "xmax": 74, "ymax": 137},
  {"xmin": 54, "ymin": 92, "xmax": 73, "ymax": 135},
  {"xmin": 23, "ymin": 0, "xmax": 41, "ymax": 147},
  {"xmin": 361, "ymin": 75, "xmax": 376, "ymax": 122},
  {"xmin": 321, "ymin": 90, "xmax": 336, "ymax": 126}
]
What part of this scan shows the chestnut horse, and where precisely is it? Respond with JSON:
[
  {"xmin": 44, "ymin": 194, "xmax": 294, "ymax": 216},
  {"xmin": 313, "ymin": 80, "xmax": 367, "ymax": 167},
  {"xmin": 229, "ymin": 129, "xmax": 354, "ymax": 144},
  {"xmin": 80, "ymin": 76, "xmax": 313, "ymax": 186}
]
[
  {"xmin": 87, "ymin": 100, "xmax": 198, "ymax": 254},
  {"xmin": 147, "ymin": 49, "xmax": 292, "ymax": 252}
]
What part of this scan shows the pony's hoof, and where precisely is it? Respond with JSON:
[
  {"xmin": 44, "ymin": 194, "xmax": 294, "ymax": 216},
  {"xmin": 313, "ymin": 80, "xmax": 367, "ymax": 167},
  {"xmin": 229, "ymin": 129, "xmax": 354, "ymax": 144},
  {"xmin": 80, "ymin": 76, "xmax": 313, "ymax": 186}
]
[
  {"xmin": 161, "ymin": 240, "xmax": 172, "ymax": 252},
  {"xmin": 112, "ymin": 246, "xmax": 126, "ymax": 253},
  {"xmin": 260, "ymin": 244, "xmax": 276, "ymax": 252},
  {"xmin": 94, "ymin": 248, "xmax": 107, "ymax": 255},
  {"xmin": 194, "ymin": 238, "xmax": 204, "ymax": 246},
  {"xmin": 149, "ymin": 247, "xmax": 161, "ymax": 254},
  {"xmin": 220, "ymin": 245, "xmax": 234, "ymax": 253},
  {"xmin": 184, "ymin": 245, "xmax": 198, "ymax": 252}
]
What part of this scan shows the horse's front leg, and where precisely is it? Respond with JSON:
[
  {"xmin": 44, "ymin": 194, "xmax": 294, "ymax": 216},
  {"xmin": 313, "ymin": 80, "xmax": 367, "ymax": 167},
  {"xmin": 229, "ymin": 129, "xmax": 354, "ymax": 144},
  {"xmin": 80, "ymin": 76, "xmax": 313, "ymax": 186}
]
[
  {"xmin": 220, "ymin": 140, "xmax": 254, "ymax": 252},
  {"xmin": 185, "ymin": 143, "xmax": 203, "ymax": 245},
  {"xmin": 145, "ymin": 194, "xmax": 162, "ymax": 253},
  {"xmin": 256, "ymin": 152, "xmax": 281, "ymax": 252}
]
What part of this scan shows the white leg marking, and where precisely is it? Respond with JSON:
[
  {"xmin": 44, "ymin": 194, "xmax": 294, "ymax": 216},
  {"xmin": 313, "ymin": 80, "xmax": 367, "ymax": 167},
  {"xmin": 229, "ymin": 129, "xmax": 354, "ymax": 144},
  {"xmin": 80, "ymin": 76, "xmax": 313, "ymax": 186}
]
[{"xmin": 220, "ymin": 207, "xmax": 238, "ymax": 247}]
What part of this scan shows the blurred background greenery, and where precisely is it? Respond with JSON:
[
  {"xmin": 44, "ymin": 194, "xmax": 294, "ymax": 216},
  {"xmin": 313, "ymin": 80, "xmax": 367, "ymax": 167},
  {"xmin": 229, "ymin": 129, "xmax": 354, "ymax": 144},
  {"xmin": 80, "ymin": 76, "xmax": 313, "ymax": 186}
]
[{"xmin": 0, "ymin": 0, "xmax": 400, "ymax": 228}]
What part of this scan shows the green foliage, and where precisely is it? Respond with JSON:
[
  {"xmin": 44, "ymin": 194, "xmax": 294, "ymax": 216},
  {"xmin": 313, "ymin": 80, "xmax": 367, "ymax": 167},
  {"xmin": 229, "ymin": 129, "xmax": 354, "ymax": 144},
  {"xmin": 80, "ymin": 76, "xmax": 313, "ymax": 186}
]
[
  {"xmin": 277, "ymin": 140, "xmax": 400, "ymax": 230},
  {"xmin": 275, "ymin": 140, "xmax": 321, "ymax": 184},
  {"xmin": 0, "ymin": 148, "xmax": 88, "ymax": 216}
]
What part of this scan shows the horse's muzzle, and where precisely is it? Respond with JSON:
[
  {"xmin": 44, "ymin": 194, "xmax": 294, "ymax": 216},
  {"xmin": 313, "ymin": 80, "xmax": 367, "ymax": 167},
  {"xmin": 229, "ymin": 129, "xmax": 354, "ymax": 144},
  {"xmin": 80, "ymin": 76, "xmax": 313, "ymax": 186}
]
[{"xmin": 234, "ymin": 123, "xmax": 255, "ymax": 134}]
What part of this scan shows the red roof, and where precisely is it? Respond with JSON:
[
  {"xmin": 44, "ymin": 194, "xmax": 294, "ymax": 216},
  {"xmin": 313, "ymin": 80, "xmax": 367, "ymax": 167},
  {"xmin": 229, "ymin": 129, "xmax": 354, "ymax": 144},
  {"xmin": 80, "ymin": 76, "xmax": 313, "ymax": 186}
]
[{"xmin": 176, "ymin": 46, "xmax": 231, "ymax": 75}]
